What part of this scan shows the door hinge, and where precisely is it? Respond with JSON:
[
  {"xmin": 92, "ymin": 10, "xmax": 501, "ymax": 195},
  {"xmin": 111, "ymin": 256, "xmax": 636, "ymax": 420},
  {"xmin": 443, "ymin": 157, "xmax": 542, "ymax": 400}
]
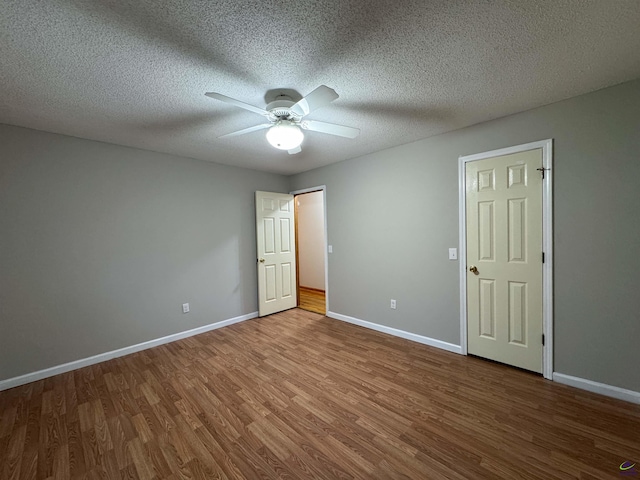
[
  {"xmin": 542, "ymin": 252, "xmax": 545, "ymax": 263},
  {"xmin": 536, "ymin": 167, "xmax": 549, "ymax": 179},
  {"xmin": 542, "ymin": 334, "xmax": 545, "ymax": 346}
]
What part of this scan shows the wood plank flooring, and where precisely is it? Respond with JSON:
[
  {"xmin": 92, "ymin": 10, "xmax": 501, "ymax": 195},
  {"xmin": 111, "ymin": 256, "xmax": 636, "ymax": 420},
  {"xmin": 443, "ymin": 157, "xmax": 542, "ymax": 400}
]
[
  {"xmin": 298, "ymin": 287, "xmax": 326, "ymax": 315},
  {"xmin": 1, "ymin": 308, "xmax": 638, "ymax": 479}
]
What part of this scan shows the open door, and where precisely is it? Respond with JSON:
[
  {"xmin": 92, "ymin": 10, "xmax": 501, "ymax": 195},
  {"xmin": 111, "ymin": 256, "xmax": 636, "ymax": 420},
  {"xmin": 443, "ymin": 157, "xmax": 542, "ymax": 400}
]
[{"xmin": 256, "ymin": 191, "xmax": 297, "ymax": 316}]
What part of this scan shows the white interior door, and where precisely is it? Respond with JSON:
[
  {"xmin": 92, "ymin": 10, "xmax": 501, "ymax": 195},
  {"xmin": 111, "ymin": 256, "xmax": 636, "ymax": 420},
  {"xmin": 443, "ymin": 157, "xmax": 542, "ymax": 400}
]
[
  {"xmin": 256, "ymin": 191, "xmax": 297, "ymax": 316},
  {"xmin": 466, "ymin": 149, "xmax": 543, "ymax": 373}
]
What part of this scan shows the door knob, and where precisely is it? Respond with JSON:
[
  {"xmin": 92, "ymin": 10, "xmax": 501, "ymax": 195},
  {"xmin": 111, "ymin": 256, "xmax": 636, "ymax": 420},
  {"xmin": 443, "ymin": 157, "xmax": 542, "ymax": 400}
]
[
  {"xmin": 469, "ymin": 266, "xmax": 478, "ymax": 274},
  {"xmin": 258, "ymin": 258, "xmax": 265, "ymax": 263}
]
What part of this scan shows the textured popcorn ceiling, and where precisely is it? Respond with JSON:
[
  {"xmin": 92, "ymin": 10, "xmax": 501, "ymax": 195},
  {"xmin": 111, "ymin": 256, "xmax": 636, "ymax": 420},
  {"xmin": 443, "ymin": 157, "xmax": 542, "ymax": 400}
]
[{"xmin": 2, "ymin": 1, "xmax": 640, "ymax": 174}]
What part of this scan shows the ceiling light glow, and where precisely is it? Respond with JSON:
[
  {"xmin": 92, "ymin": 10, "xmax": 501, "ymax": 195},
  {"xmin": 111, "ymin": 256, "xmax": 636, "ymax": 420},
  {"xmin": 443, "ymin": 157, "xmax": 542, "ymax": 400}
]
[{"xmin": 266, "ymin": 121, "xmax": 304, "ymax": 150}]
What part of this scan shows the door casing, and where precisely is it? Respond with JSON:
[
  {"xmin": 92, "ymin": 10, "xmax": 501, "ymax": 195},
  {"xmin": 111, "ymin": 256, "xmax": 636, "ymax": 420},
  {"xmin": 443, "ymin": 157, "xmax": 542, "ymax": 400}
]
[{"xmin": 458, "ymin": 140, "xmax": 553, "ymax": 379}]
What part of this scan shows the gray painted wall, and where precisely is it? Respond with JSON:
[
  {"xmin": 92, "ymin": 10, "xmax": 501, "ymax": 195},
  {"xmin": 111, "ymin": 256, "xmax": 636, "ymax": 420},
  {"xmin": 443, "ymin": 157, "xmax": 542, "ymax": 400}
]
[
  {"xmin": 290, "ymin": 79, "xmax": 640, "ymax": 392},
  {"xmin": 0, "ymin": 124, "xmax": 288, "ymax": 381},
  {"xmin": 2, "ymin": 79, "xmax": 639, "ymax": 393}
]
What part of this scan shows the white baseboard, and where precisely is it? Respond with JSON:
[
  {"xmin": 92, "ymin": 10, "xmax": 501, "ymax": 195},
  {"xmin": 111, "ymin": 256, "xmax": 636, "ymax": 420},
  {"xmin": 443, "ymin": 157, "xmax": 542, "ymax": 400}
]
[
  {"xmin": 0, "ymin": 311, "xmax": 258, "ymax": 392},
  {"xmin": 327, "ymin": 311, "xmax": 462, "ymax": 355},
  {"xmin": 553, "ymin": 372, "xmax": 640, "ymax": 405}
]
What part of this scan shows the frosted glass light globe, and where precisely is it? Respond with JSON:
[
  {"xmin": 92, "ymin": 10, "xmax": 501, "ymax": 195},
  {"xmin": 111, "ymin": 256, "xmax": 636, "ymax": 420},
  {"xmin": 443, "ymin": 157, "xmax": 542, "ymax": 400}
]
[{"xmin": 266, "ymin": 121, "xmax": 304, "ymax": 150}]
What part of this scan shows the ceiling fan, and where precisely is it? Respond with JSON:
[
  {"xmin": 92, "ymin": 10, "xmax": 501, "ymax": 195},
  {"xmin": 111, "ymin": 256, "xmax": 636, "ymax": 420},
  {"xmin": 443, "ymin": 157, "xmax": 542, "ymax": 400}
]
[{"xmin": 205, "ymin": 85, "xmax": 360, "ymax": 154}]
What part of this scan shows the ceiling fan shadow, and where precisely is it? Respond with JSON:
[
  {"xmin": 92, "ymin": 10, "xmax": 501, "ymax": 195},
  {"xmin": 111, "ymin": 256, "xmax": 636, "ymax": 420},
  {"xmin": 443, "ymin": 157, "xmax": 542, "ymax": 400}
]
[
  {"xmin": 334, "ymin": 102, "xmax": 453, "ymax": 124},
  {"xmin": 66, "ymin": 0, "xmax": 261, "ymax": 85},
  {"xmin": 304, "ymin": 2, "xmax": 387, "ymax": 76},
  {"xmin": 133, "ymin": 111, "xmax": 236, "ymax": 135}
]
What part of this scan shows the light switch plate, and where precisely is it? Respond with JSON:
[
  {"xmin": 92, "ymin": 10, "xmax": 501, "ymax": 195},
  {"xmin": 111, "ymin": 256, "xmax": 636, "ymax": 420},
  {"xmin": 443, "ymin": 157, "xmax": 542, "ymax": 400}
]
[
  {"xmin": 448, "ymin": 248, "xmax": 458, "ymax": 260},
  {"xmin": 328, "ymin": 245, "xmax": 333, "ymax": 253}
]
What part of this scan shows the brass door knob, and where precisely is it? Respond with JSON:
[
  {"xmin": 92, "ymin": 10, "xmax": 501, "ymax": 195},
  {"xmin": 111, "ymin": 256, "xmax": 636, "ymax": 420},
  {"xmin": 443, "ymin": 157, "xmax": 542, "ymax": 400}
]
[
  {"xmin": 258, "ymin": 258, "xmax": 265, "ymax": 263},
  {"xmin": 469, "ymin": 266, "xmax": 478, "ymax": 274}
]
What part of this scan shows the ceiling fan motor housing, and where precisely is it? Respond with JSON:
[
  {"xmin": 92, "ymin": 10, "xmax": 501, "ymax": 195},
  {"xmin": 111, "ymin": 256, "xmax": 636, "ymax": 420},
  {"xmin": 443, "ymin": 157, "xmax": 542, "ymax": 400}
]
[{"xmin": 266, "ymin": 96, "xmax": 302, "ymax": 122}]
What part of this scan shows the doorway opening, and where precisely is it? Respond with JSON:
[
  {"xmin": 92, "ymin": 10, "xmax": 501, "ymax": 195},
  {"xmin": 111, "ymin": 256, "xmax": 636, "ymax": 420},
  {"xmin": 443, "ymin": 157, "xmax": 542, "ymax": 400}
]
[{"xmin": 292, "ymin": 187, "xmax": 328, "ymax": 315}]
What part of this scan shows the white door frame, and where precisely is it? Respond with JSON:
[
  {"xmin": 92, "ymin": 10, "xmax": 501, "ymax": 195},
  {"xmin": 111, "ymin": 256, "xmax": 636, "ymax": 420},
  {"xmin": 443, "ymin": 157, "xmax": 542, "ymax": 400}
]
[
  {"xmin": 458, "ymin": 140, "xmax": 553, "ymax": 380},
  {"xmin": 290, "ymin": 185, "xmax": 329, "ymax": 313}
]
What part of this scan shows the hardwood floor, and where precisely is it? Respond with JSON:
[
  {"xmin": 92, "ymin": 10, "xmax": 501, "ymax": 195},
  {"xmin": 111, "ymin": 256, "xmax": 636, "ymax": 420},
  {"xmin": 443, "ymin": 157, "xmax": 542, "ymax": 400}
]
[
  {"xmin": 1, "ymin": 309, "xmax": 638, "ymax": 479},
  {"xmin": 298, "ymin": 287, "xmax": 326, "ymax": 315}
]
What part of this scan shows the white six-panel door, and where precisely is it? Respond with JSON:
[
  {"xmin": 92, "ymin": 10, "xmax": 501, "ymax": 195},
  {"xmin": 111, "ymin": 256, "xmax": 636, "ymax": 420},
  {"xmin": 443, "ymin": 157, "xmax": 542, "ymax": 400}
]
[
  {"xmin": 466, "ymin": 149, "xmax": 543, "ymax": 373},
  {"xmin": 256, "ymin": 191, "xmax": 297, "ymax": 316}
]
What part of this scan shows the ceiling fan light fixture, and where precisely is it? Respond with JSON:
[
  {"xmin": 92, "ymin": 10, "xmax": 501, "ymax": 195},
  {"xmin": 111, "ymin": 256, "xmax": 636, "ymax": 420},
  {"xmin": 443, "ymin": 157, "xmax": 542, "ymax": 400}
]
[{"xmin": 266, "ymin": 121, "xmax": 304, "ymax": 150}]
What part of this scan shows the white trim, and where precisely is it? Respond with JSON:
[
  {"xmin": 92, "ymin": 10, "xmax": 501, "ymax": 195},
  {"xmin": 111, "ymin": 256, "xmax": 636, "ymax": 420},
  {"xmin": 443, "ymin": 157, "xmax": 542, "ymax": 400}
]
[
  {"xmin": 458, "ymin": 154, "xmax": 468, "ymax": 356},
  {"xmin": 553, "ymin": 373, "xmax": 640, "ymax": 405},
  {"xmin": 290, "ymin": 185, "xmax": 326, "ymax": 196},
  {"xmin": 458, "ymin": 140, "xmax": 551, "ymax": 163},
  {"xmin": 458, "ymin": 139, "xmax": 554, "ymax": 379},
  {"xmin": 290, "ymin": 185, "xmax": 329, "ymax": 313},
  {"xmin": 327, "ymin": 311, "xmax": 462, "ymax": 354},
  {"xmin": 0, "ymin": 311, "xmax": 258, "ymax": 392},
  {"xmin": 541, "ymin": 142, "xmax": 554, "ymax": 379}
]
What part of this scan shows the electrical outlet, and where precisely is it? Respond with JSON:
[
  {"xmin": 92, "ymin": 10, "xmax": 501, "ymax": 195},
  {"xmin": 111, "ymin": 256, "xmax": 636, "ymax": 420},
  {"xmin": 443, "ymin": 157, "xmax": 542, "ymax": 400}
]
[
  {"xmin": 390, "ymin": 299, "xmax": 396, "ymax": 309},
  {"xmin": 182, "ymin": 303, "xmax": 190, "ymax": 314}
]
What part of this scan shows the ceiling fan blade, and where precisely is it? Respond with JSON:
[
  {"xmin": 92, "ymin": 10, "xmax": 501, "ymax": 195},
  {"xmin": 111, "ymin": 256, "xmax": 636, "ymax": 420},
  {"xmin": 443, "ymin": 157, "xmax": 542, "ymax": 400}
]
[
  {"xmin": 219, "ymin": 124, "xmax": 271, "ymax": 138},
  {"xmin": 205, "ymin": 92, "xmax": 271, "ymax": 117},
  {"xmin": 287, "ymin": 146, "xmax": 302, "ymax": 155},
  {"xmin": 290, "ymin": 85, "xmax": 339, "ymax": 117},
  {"xmin": 300, "ymin": 120, "xmax": 360, "ymax": 139}
]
